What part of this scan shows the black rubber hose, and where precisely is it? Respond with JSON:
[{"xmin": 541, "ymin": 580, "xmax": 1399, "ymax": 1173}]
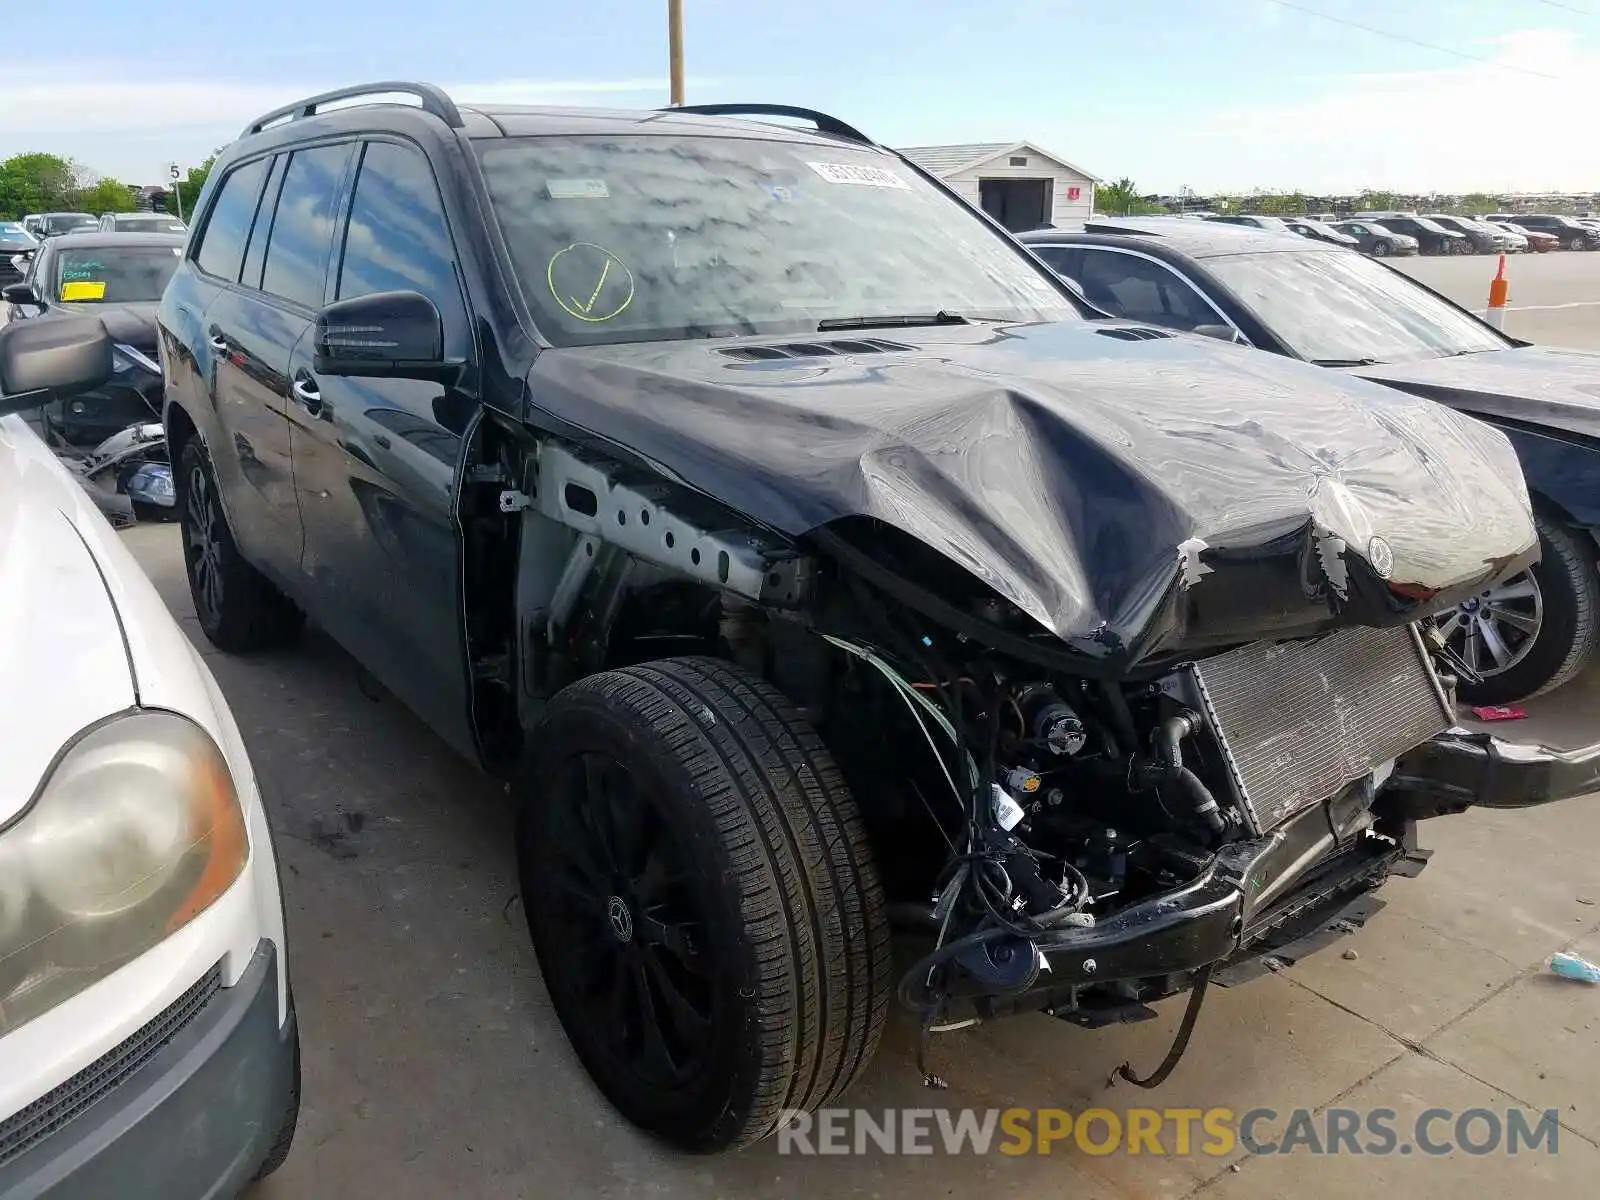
[
  {"xmin": 1172, "ymin": 766, "xmax": 1228, "ymax": 836},
  {"xmin": 1138, "ymin": 713, "xmax": 1228, "ymax": 836}
]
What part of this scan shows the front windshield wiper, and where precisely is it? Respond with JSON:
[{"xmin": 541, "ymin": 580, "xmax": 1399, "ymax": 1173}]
[
  {"xmin": 816, "ymin": 310, "xmax": 972, "ymax": 332},
  {"xmin": 1310, "ymin": 357, "xmax": 1385, "ymax": 367}
]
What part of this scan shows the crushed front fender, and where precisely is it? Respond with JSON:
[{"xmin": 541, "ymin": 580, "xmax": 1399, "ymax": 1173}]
[{"xmin": 1385, "ymin": 728, "xmax": 1600, "ymax": 817}]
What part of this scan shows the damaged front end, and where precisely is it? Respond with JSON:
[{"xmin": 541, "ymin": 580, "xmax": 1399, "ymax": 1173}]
[
  {"xmin": 480, "ymin": 323, "xmax": 1600, "ymax": 1093},
  {"xmin": 773, "ymin": 511, "xmax": 1600, "ymax": 1077}
]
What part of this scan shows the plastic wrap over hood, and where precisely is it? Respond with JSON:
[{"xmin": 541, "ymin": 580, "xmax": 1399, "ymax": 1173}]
[{"xmin": 525, "ymin": 321, "xmax": 1536, "ymax": 667}]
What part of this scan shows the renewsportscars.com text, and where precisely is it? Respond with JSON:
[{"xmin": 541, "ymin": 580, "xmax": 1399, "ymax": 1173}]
[{"xmin": 775, "ymin": 1106, "xmax": 1561, "ymax": 1157}]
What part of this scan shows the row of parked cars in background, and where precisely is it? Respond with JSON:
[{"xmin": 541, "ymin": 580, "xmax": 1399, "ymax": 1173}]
[{"xmin": 1206, "ymin": 210, "xmax": 1600, "ymax": 255}]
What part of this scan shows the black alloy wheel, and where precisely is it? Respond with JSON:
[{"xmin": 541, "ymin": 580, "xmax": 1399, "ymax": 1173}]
[
  {"xmin": 518, "ymin": 657, "xmax": 890, "ymax": 1152},
  {"xmin": 539, "ymin": 751, "xmax": 716, "ymax": 1094}
]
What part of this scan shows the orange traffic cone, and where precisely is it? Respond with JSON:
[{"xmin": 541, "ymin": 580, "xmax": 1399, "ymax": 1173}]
[{"xmin": 1485, "ymin": 254, "xmax": 1509, "ymax": 329}]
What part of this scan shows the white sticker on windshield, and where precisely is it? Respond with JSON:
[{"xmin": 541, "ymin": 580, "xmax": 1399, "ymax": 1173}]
[
  {"xmin": 546, "ymin": 178, "xmax": 610, "ymax": 200},
  {"xmin": 806, "ymin": 161, "xmax": 910, "ymax": 189}
]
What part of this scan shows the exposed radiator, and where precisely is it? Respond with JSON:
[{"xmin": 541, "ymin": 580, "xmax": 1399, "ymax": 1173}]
[{"xmin": 1181, "ymin": 625, "xmax": 1453, "ymax": 834}]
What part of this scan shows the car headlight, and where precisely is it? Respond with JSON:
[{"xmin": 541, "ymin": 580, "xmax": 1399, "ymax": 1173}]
[{"xmin": 0, "ymin": 712, "xmax": 247, "ymax": 1036}]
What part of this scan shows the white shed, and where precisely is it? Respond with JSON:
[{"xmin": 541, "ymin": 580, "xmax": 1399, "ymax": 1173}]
[{"xmin": 897, "ymin": 142, "xmax": 1100, "ymax": 231}]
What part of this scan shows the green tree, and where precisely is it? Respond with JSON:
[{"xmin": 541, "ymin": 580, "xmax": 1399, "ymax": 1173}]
[
  {"xmin": 1355, "ymin": 189, "xmax": 1399, "ymax": 212},
  {"xmin": 1252, "ymin": 192, "xmax": 1310, "ymax": 215},
  {"xmin": 171, "ymin": 154, "xmax": 219, "ymax": 219},
  {"xmin": 78, "ymin": 177, "xmax": 138, "ymax": 214},
  {"xmin": 1455, "ymin": 192, "xmax": 1499, "ymax": 215},
  {"xmin": 0, "ymin": 152, "xmax": 74, "ymax": 217},
  {"xmin": 1094, "ymin": 177, "xmax": 1164, "ymax": 216}
]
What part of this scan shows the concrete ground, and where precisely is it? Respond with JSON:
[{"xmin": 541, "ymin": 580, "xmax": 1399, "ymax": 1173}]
[
  {"xmin": 118, "ymin": 262, "xmax": 1600, "ymax": 1198},
  {"xmin": 1394, "ymin": 249, "xmax": 1600, "ymax": 347}
]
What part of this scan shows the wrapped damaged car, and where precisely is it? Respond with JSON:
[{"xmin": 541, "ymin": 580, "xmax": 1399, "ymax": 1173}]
[{"xmin": 156, "ymin": 84, "xmax": 1600, "ymax": 1155}]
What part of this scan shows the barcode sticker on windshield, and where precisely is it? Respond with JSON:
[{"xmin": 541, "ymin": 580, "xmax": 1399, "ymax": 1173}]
[
  {"xmin": 546, "ymin": 179, "xmax": 610, "ymax": 200},
  {"xmin": 806, "ymin": 162, "xmax": 910, "ymax": 189}
]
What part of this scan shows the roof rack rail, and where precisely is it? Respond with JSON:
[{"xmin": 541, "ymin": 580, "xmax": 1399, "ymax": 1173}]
[
  {"xmin": 241, "ymin": 81, "xmax": 463, "ymax": 138},
  {"xmin": 664, "ymin": 103, "xmax": 873, "ymax": 144}
]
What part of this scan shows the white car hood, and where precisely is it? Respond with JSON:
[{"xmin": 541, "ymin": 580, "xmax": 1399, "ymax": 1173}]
[{"xmin": 0, "ymin": 417, "xmax": 136, "ymax": 825}]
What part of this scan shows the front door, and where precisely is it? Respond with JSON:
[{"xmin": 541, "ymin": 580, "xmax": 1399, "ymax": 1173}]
[{"xmin": 286, "ymin": 138, "xmax": 479, "ymax": 757}]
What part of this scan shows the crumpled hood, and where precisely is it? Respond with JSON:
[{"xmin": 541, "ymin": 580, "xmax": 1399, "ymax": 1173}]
[
  {"xmin": 527, "ymin": 321, "xmax": 1535, "ymax": 665},
  {"xmin": 1349, "ymin": 345, "xmax": 1600, "ymax": 441},
  {"xmin": 51, "ymin": 301, "xmax": 158, "ymax": 352}
]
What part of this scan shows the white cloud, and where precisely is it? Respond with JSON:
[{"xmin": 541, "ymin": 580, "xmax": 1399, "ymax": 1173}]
[
  {"xmin": 0, "ymin": 74, "xmax": 716, "ymax": 184},
  {"xmin": 1127, "ymin": 28, "xmax": 1600, "ymax": 194}
]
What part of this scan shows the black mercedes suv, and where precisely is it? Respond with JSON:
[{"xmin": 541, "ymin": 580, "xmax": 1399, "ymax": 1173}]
[{"xmin": 157, "ymin": 81, "xmax": 1600, "ymax": 1154}]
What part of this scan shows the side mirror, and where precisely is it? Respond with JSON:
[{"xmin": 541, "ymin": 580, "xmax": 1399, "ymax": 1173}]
[
  {"xmin": 0, "ymin": 317, "xmax": 113, "ymax": 417},
  {"xmin": 313, "ymin": 290, "xmax": 457, "ymax": 382},
  {"xmin": 1192, "ymin": 324, "xmax": 1242, "ymax": 344},
  {"xmin": 3, "ymin": 282, "xmax": 41, "ymax": 306}
]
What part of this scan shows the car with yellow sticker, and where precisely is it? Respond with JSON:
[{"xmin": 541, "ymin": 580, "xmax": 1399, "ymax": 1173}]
[
  {"xmin": 3, "ymin": 231, "xmax": 180, "ymax": 448},
  {"xmin": 156, "ymin": 81, "xmax": 1599, "ymax": 1157}
]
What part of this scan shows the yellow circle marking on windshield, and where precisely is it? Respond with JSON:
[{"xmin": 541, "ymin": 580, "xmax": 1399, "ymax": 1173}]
[{"xmin": 547, "ymin": 242, "xmax": 635, "ymax": 323}]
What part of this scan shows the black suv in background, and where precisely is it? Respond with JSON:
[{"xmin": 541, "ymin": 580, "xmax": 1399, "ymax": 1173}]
[
  {"xmin": 1361, "ymin": 214, "xmax": 1468, "ymax": 255},
  {"xmin": 155, "ymin": 80, "xmax": 1588, "ymax": 1158},
  {"xmin": 1423, "ymin": 214, "xmax": 1505, "ymax": 253},
  {"xmin": 1485, "ymin": 213, "xmax": 1600, "ymax": 251}
]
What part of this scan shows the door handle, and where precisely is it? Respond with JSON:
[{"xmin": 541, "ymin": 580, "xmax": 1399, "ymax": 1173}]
[
  {"xmin": 291, "ymin": 378, "xmax": 323, "ymax": 415},
  {"xmin": 208, "ymin": 335, "xmax": 228, "ymax": 352}
]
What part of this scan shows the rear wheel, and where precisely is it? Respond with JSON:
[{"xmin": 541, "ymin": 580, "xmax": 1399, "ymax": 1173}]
[
  {"xmin": 517, "ymin": 657, "xmax": 890, "ymax": 1152},
  {"xmin": 1445, "ymin": 510, "xmax": 1600, "ymax": 704},
  {"xmin": 177, "ymin": 438, "xmax": 303, "ymax": 652}
]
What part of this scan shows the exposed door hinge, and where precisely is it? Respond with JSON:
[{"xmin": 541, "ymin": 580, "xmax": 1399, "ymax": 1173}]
[{"xmin": 498, "ymin": 489, "xmax": 534, "ymax": 513}]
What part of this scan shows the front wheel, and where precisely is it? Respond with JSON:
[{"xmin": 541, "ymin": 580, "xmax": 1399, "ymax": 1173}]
[
  {"xmin": 517, "ymin": 657, "xmax": 891, "ymax": 1152},
  {"xmin": 1568, "ymin": 235, "xmax": 1588, "ymax": 251},
  {"xmin": 1444, "ymin": 511, "xmax": 1600, "ymax": 704},
  {"xmin": 1372, "ymin": 240, "xmax": 1391, "ymax": 257}
]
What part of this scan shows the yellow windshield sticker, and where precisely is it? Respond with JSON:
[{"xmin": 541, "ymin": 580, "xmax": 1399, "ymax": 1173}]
[
  {"xmin": 547, "ymin": 242, "xmax": 635, "ymax": 323},
  {"xmin": 60, "ymin": 280, "xmax": 106, "ymax": 301}
]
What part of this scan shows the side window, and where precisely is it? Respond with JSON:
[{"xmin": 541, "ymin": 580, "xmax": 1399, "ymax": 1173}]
[
  {"xmin": 1029, "ymin": 245, "xmax": 1074, "ymax": 275},
  {"xmin": 335, "ymin": 141, "xmax": 467, "ymax": 347},
  {"xmin": 1076, "ymin": 251, "xmax": 1217, "ymax": 332},
  {"xmin": 261, "ymin": 144, "xmax": 355, "ymax": 309},
  {"xmin": 194, "ymin": 156, "xmax": 272, "ymax": 282},
  {"xmin": 239, "ymin": 155, "xmax": 286, "ymax": 290}
]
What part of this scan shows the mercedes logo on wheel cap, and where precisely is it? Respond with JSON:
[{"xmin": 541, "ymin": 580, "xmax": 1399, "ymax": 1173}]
[
  {"xmin": 606, "ymin": 896, "xmax": 634, "ymax": 942},
  {"xmin": 1367, "ymin": 535, "xmax": 1394, "ymax": 579}
]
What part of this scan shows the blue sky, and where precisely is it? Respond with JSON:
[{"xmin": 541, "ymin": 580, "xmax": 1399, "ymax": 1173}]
[{"xmin": 4, "ymin": 0, "xmax": 1597, "ymax": 193}]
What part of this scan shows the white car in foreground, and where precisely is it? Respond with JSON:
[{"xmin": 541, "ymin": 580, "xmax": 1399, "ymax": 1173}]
[{"xmin": 0, "ymin": 318, "xmax": 298, "ymax": 1196}]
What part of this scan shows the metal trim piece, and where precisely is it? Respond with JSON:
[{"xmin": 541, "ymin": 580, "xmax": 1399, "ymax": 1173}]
[{"xmin": 533, "ymin": 442, "xmax": 783, "ymax": 601}]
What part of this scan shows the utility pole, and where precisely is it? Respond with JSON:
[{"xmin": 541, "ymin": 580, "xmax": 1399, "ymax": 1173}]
[{"xmin": 668, "ymin": 0, "xmax": 685, "ymax": 106}]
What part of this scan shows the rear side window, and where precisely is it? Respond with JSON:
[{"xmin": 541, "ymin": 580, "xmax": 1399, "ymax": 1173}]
[
  {"xmin": 1076, "ymin": 251, "xmax": 1217, "ymax": 332},
  {"xmin": 239, "ymin": 155, "xmax": 286, "ymax": 290},
  {"xmin": 194, "ymin": 157, "xmax": 272, "ymax": 282},
  {"xmin": 261, "ymin": 144, "xmax": 354, "ymax": 309},
  {"xmin": 336, "ymin": 141, "xmax": 465, "ymax": 340}
]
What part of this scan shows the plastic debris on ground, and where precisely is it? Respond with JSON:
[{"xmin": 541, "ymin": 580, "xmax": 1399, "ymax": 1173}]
[
  {"xmin": 1470, "ymin": 704, "xmax": 1527, "ymax": 721},
  {"xmin": 1549, "ymin": 952, "xmax": 1600, "ymax": 983}
]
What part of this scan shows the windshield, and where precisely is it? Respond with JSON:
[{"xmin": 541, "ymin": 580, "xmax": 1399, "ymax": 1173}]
[
  {"xmin": 54, "ymin": 245, "xmax": 182, "ymax": 303},
  {"xmin": 44, "ymin": 215, "xmax": 97, "ymax": 233},
  {"xmin": 475, "ymin": 135, "xmax": 1076, "ymax": 346},
  {"xmin": 1207, "ymin": 250, "xmax": 1507, "ymax": 364},
  {"xmin": 114, "ymin": 216, "xmax": 187, "ymax": 233}
]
